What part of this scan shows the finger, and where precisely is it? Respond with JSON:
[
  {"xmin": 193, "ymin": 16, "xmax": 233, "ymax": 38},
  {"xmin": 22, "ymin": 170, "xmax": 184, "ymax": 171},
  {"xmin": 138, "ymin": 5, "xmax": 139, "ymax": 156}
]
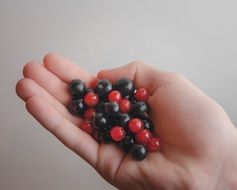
[
  {"xmin": 23, "ymin": 62, "xmax": 71, "ymax": 106},
  {"xmin": 26, "ymin": 96, "xmax": 99, "ymax": 167},
  {"xmin": 97, "ymin": 61, "xmax": 166, "ymax": 95},
  {"xmin": 43, "ymin": 53, "xmax": 95, "ymax": 85},
  {"xmin": 16, "ymin": 78, "xmax": 80, "ymax": 125}
]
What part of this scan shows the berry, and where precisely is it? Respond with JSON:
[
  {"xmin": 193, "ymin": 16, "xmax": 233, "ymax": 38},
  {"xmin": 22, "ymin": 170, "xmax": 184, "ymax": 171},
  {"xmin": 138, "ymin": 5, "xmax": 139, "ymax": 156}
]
[
  {"xmin": 114, "ymin": 78, "xmax": 135, "ymax": 96},
  {"xmin": 105, "ymin": 102, "xmax": 120, "ymax": 116},
  {"xmin": 120, "ymin": 135, "xmax": 135, "ymax": 152},
  {"xmin": 96, "ymin": 102, "xmax": 106, "ymax": 113},
  {"xmin": 147, "ymin": 137, "xmax": 161, "ymax": 152},
  {"xmin": 143, "ymin": 119, "xmax": 154, "ymax": 131},
  {"xmin": 81, "ymin": 120, "xmax": 93, "ymax": 134},
  {"xmin": 110, "ymin": 126, "xmax": 125, "ymax": 141},
  {"xmin": 119, "ymin": 99, "xmax": 132, "ymax": 113},
  {"xmin": 117, "ymin": 113, "xmax": 131, "ymax": 127},
  {"xmin": 130, "ymin": 144, "xmax": 148, "ymax": 161},
  {"xmin": 68, "ymin": 99, "xmax": 85, "ymax": 117},
  {"xmin": 135, "ymin": 129, "xmax": 151, "ymax": 144},
  {"xmin": 129, "ymin": 118, "xmax": 144, "ymax": 133},
  {"xmin": 70, "ymin": 79, "xmax": 86, "ymax": 98},
  {"xmin": 108, "ymin": 90, "xmax": 122, "ymax": 102},
  {"xmin": 92, "ymin": 113, "xmax": 110, "ymax": 131},
  {"xmin": 132, "ymin": 101, "xmax": 150, "ymax": 117},
  {"xmin": 135, "ymin": 88, "xmax": 150, "ymax": 101},
  {"xmin": 84, "ymin": 92, "xmax": 99, "ymax": 107},
  {"xmin": 100, "ymin": 131, "xmax": 113, "ymax": 144},
  {"xmin": 95, "ymin": 79, "xmax": 112, "ymax": 98},
  {"xmin": 84, "ymin": 108, "xmax": 96, "ymax": 120}
]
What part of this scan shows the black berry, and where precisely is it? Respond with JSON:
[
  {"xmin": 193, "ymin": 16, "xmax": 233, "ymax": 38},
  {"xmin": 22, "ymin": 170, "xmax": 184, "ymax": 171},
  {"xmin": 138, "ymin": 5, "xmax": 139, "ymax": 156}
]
[
  {"xmin": 130, "ymin": 144, "xmax": 148, "ymax": 161},
  {"xmin": 104, "ymin": 102, "xmax": 120, "ymax": 116},
  {"xmin": 68, "ymin": 99, "xmax": 85, "ymax": 117},
  {"xmin": 100, "ymin": 131, "xmax": 113, "ymax": 144},
  {"xmin": 70, "ymin": 79, "xmax": 87, "ymax": 98},
  {"xmin": 120, "ymin": 135, "xmax": 135, "ymax": 152},
  {"xmin": 117, "ymin": 113, "xmax": 131, "ymax": 127},
  {"xmin": 143, "ymin": 119, "xmax": 154, "ymax": 131},
  {"xmin": 114, "ymin": 78, "xmax": 135, "ymax": 96},
  {"xmin": 132, "ymin": 101, "xmax": 150, "ymax": 117},
  {"xmin": 95, "ymin": 79, "xmax": 112, "ymax": 98},
  {"xmin": 92, "ymin": 113, "xmax": 110, "ymax": 131}
]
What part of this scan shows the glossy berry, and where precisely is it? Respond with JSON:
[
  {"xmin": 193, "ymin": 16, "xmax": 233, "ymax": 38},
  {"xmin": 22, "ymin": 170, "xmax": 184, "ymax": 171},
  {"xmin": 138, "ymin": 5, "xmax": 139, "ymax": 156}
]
[
  {"xmin": 135, "ymin": 88, "xmax": 150, "ymax": 101},
  {"xmin": 119, "ymin": 99, "xmax": 132, "ymax": 113},
  {"xmin": 147, "ymin": 137, "xmax": 161, "ymax": 152},
  {"xmin": 129, "ymin": 118, "xmax": 144, "ymax": 133},
  {"xmin": 120, "ymin": 135, "xmax": 135, "ymax": 152},
  {"xmin": 68, "ymin": 99, "xmax": 85, "ymax": 117},
  {"xmin": 105, "ymin": 102, "xmax": 120, "ymax": 116},
  {"xmin": 110, "ymin": 126, "xmax": 125, "ymax": 141},
  {"xmin": 130, "ymin": 144, "xmax": 148, "ymax": 161},
  {"xmin": 143, "ymin": 119, "xmax": 154, "ymax": 131},
  {"xmin": 84, "ymin": 108, "xmax": 96, "ymax": 120},
  {"xmin": 135, "ymin": 129, "xmax": 151, "ymax": 144},
  {"xmin": 95, "ymin": 79, "xmax": 112, "ymax": 98},
  {"xmin": 84, "ymin": 92, "xmax": 99, "ymax": 107},
  {"xmin": 81, "ymin": 120, "xmax": 93, "ymax": 134},
  {"xmin": 132, "ymin": 101, "xmax": 150, "ymax": 117},
  {"xmin": 117, "ymin": 113, "xmax": 131, "ymax": 127},
  {"xmin": 114, "ymin": 78, "xmax": 135, "ymax": 96},
  {"xmin": 70, "ymin": 79, "xmax": 87, "ymax": 98},
  {"xmin": 92, "ymin": 113, "xmax": 110, "ymax": 131},
  {"xmin": 108, "ymin": 90, "xmax": 122, "ymax": 102},
  {"xmin": 100, "ymin": 131, "xmax": 113, "ymax": 144}
]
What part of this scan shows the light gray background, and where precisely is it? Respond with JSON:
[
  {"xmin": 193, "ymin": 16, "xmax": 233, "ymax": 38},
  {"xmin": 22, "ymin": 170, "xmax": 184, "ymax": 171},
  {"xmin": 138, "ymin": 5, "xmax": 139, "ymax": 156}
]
[{"xmin": 0, "ymin": 0, "xmax": 236, "ymax": 190}]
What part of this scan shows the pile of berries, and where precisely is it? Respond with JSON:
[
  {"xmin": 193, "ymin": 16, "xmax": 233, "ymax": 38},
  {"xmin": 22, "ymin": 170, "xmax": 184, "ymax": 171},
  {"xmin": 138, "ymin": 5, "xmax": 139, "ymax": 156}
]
[{"xmin": 68, "ymin": 78, "xmax": 161, "ymax": 161}]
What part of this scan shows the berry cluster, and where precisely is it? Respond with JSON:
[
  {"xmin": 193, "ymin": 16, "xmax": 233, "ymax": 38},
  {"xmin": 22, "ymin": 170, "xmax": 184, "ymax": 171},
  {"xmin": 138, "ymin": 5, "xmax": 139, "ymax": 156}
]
[{"xmin": 68, "ymin": 78, "xmax": 161, "ymax": 161}]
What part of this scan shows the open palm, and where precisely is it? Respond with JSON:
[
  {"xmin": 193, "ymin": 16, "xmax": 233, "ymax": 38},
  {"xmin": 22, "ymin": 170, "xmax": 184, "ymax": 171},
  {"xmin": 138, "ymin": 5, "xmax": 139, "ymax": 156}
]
[{"xmin": 16, "ymin": 54, "xmax": 237, "ymax": 190}]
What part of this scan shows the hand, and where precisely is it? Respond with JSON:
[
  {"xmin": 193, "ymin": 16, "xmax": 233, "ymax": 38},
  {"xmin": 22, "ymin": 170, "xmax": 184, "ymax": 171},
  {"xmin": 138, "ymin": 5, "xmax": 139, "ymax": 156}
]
[{"xmin": 16, "ymin": 54, "xmax": 237, "ymax": 190}]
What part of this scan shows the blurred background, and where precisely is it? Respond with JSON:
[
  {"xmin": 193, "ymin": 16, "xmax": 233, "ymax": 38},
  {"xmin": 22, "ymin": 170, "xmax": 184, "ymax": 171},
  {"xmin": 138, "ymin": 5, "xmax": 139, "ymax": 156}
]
[{"xmin": 0, "ymin": 0, "xmax": 236, "ymax": 189}]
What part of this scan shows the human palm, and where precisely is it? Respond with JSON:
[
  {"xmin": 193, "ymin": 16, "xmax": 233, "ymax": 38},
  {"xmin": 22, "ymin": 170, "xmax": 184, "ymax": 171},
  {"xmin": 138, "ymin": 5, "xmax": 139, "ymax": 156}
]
[{"xmin": 16, "ymin": 54, "xmax": 237, "ymax": 190}]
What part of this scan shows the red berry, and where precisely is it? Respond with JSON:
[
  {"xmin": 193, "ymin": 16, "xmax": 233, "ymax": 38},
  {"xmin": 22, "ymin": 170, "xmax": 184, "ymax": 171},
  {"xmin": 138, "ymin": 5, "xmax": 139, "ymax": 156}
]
[
  {"xmin": 119, "ymin": 99, "xmax": 132, "ymax": 113},
  {"xmin": 147, "ymin": 137, "xmax": 161, "ymax": 152},
  {"xmin": 108, "ymin": 90, "xmax": 122, "ymax": 102},
  {"xmin": 129, "ymin": 118, "xmax": 144, "ymax": 133},
  {"xmin": 81, "ymin": 120, "xmax": 93, "ymax": 134},
  {"xmin": 84, "ymin": 108, "xmax": 96, "ymax": 120},
  {"xmin": 135, "ymin": 129, "xmax": 151, "ymax": 144},
  {"xmin": 84, "ymin": 92, "xmax": 99, "ymax": 107},
  {"xmin": 135, "ymin": 88, "xmax": 150, "ymax": 101},
  {"xmin": 110, "ymin": 126, "xmax": 125, "ymax": 141},
  {"xmin": 90, "ymin": 78, "xmax": 99, "ymax": 89}
]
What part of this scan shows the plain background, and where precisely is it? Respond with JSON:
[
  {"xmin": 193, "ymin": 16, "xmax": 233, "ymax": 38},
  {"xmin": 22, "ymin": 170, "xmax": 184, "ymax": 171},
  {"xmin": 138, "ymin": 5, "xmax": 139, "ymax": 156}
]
[{"xmin": 0, "ymin": 0, "xmax": 236, "ymax": 189}]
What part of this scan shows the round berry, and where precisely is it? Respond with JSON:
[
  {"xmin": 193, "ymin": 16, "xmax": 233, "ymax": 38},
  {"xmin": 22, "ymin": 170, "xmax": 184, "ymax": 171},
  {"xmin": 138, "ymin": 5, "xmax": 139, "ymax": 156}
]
[
  {"xmin": 128, "ymin": 118, "xmax": 144, "ymax": 133},
  {"xmin": 68, "ymin": 99, "xmax": 85, "ymax": 117},
  {"xmin": 84, "ymin": 92, "xmax": 99, "ymax": 107},
  {"xmin": 132, "ymin": 101, "xmax": 150, "ymax": 117},
  {"xmin": 84, "ymin": 108, "xmax": 96, "ymax": 120},
  {"xmin": 110, "ymin": 126, "xmax": 125, "ymax": 142},
  {"xmin": 143, "ymin": 119, "xmax": 154, "ymax": 131},
  {"xmin": 135, "ymin": 129, "xmax": 151, "ymax": 144},
  {"xmin": 95, "ymin": 79, "xmax": 112, "ymax": 98},
  {"xmin": 92, "ymin": 113, "xmax": 110, "ymax": 131},
  {"xmin": 117, "ymin": 113, "xmax": 131, "ymax": 127},
  {"xmin": 120, "ymin": 135, "xmax": 135, "ymax": 153},
  {"xmin": 119, "ymin": 99, "xmax": 132, "ymax": 113},
  {"xmin": 147, "ymin": 137, "xmax": 161, "ymax": 152},
  {"xmin": 135, "ymin": 88, "xmax": 150, "ymax": 101},
  {"xmin": 100, "ymin": 131, "xmax": 113, "ymax": 144},
  {"xmin": 70, "ymin": 79, "xmax": 87, "ymax": 98},
  {"xmin": 105, "ymin": 102, "xmax": 120, "ymax": 116},
  {"xmin": 108, "ymin": 90, "xmax": 122, "ymax": 102},
  {"xmin": 81, "ymin": 120, "xmax": 93, "ymax": 134},
  {"xmin": 130, "ymin": 144, "xmax": 148, "ymax": 161},
  {"xmin": 114, "ymin": 78, "xmax": 135, "ymax": 96}
]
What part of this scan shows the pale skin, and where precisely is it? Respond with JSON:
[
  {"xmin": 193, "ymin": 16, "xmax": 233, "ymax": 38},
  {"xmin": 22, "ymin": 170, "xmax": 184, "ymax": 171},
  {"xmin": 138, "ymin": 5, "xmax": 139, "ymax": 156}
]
[{"xmin": 16, "ymin": 54, "xmax": 237, "ymax": 190}]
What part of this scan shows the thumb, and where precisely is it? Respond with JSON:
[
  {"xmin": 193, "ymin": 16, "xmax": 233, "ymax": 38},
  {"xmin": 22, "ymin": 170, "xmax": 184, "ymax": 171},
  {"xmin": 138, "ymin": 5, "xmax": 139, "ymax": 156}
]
[{"xmin": 97, "ymin": 61, "xmax": 166, "ymax": 95}]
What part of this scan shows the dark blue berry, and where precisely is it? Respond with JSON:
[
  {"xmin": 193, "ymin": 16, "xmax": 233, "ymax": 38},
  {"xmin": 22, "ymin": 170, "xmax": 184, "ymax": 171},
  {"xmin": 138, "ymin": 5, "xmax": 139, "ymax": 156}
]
[
  {"xmin": 92, "ymin": 113, "xmax": 110, "ymax": 131},
  {"xmin": 143, "ymin": 119, "xmax": 154, "ymax": 131},
  {"xmin": 114, "ymin": 78, "xmax": 135, "ymax": 96},
  {"xmin": 117, "ymin": 113, "xmax": 131, "ymax": 127},
  {"xmin": 104, "ymin": 102, "xmax": 120, "ymax": 116},
  {"xmin": 100, "ymin": 131, "xmax": 113, "ymax": 144},
  {"xmin": 130, "ymin": 144, "xmax": 148, "ymax": 161},
  {"xmin": 132, "ymin": 101, "xmax": 150, "ymax": 117},
  {"xmin": 120, "ymin": 135, "xmax": 135, "ymax": 152},
  {"xmin": 68, "ymin": 99, "xmax": 85, "ymax": 117},
  {"xmin": 70, "ymin": 79, "xmax": 86, "ymax": 98},
  {"xmin": 95, "ymin": 79, "xmax": 112, "ymax": 98}
]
